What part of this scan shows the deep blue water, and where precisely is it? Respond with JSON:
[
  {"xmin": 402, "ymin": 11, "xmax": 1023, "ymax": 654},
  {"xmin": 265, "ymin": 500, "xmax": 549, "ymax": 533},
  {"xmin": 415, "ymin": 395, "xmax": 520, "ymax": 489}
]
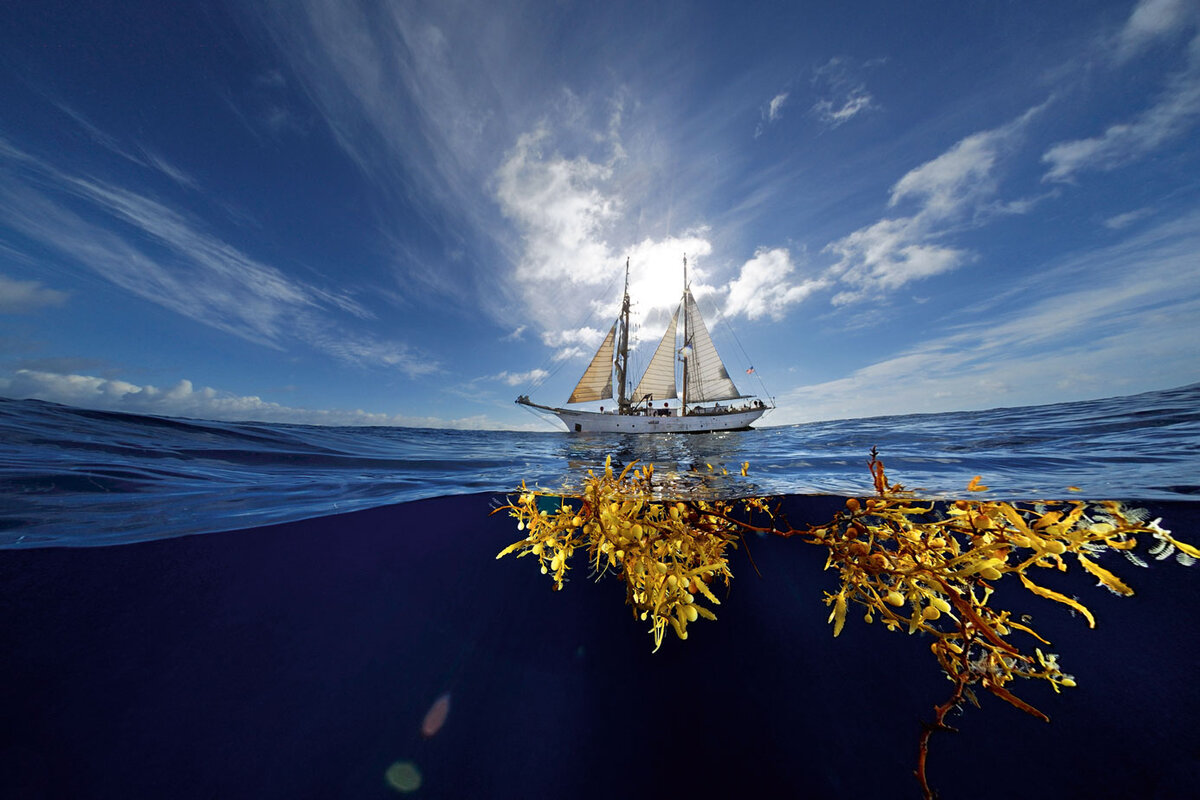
[{"xmin": 1, "ymin": 385, "xmax": 1199, "ymax": 798}]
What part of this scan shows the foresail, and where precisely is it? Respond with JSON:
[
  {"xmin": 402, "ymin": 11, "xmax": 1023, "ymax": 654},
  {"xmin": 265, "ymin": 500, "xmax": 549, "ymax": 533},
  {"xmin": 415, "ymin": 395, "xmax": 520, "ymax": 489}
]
[
  {"xmin": 567, "ymin": 322, "xmax": 616, "ymax": 403},
  {"xmin": 684, "ymin": 291, "xmax": 741, "ymax": 402},
  {"xmin": 632, "ymin": 305, "xmax": 679, "ymax": 402}
]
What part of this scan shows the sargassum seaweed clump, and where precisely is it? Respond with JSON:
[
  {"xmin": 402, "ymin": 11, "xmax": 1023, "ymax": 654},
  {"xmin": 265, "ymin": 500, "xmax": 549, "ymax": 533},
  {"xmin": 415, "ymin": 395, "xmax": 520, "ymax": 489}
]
[
  {"xmin": 494, "ymin": 457, "xmax": 766, "ymax": 652},
  {"xmin": 494, "ymin": 449, "xmax": 1195, "ymax": 798}
]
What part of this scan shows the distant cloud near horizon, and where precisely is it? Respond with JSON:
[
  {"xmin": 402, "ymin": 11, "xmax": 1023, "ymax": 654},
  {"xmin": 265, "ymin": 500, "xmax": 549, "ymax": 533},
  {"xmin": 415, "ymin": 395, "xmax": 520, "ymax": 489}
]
[{"xmin": 0, "ymin": 369, "xmax": 522, "ymax": 429}]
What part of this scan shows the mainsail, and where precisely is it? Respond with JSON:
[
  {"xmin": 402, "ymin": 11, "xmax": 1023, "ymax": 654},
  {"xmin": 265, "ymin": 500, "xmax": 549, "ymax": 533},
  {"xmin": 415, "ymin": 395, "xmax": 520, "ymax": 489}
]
[
  {"xmin": 683, "ymin": 290, "xmax": 741, "ymax": 402},
  {"xmin": 632, "ymin": 306, "xmax": 679, "ymax": 402},
  {"xmin": 564, "ymin": 261, "xmax": 746, "ymax": 407},
  {"xmin": 568, "ymin": 322, "xmax": 616, "ymax": 403}
]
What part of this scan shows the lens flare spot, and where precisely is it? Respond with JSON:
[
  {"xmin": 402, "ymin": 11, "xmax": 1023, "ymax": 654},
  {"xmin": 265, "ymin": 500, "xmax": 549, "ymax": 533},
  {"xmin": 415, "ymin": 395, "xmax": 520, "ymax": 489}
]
[
  {"xmin": 421, "ymin": 692, "xmax": 451, "ymax": 738},
  {"xmin": 385, "ymin": 761, "xmax": 422, "ymax": 793}
]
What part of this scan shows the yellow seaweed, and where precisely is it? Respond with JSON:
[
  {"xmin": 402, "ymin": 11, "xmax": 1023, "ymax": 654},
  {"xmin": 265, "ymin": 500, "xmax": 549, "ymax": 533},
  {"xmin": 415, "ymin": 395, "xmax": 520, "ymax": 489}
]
[
  {"xmin": 1077, "ymin": 553, "xmax": 1134, "ymax": 596},
  {"xmin": 1018, "ymin": 573, "xmax": 1096, "ymax": 628},
  {"xmin": 494, "ymin": 448, "xmax": 1194, "ymax": 799}
]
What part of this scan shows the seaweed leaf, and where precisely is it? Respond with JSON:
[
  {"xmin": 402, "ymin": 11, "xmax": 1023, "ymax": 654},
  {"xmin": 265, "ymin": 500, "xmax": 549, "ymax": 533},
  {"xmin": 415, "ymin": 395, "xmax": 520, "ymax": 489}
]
[
  {"xmin": 1077, "ymin": 553, "xmax": 1134, "ymax": 596},
  {"xmin": 1018, "ymin": 573, "xmax": 1096, "ymax": 628}
]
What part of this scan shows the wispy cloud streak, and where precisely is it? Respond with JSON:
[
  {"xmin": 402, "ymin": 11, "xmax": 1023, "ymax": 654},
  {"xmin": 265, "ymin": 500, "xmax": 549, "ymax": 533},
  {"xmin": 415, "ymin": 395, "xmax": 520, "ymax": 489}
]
[
  {"xmin": 1045, "ymin": 3, "xmax": 1200, "ymax": 182},
  {"xmin": 1114, "ymin": 0, "xmax": 1196, "ymax": 62},
  {"xmin": 824, "ymin": 104, "xmax": 1045, "ymax": 304},
  {"xmin": 0, "ymin": 135, "xmax": 433, "ymax": 375},
  {"xmin": 810, "ymin": 57, "xmax": 879, "ymax": 129}
]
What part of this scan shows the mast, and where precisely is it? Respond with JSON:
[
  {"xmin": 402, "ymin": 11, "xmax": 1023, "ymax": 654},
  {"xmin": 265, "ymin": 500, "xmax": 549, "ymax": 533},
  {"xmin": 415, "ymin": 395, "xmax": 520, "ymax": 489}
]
[
  {"xmin": 680, "ymin": 255, "xmax": 689, "ymax": 416},
  {"xmin": 616, "ymin": 257, "xmax": 631, "ymax": 410}
]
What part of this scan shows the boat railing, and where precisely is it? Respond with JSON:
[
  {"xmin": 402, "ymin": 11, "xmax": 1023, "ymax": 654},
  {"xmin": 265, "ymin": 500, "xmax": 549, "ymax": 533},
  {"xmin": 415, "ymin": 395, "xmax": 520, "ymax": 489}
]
[{"xmin": 687, "ymin": 399, "xmax": 767, "ymax": 416}]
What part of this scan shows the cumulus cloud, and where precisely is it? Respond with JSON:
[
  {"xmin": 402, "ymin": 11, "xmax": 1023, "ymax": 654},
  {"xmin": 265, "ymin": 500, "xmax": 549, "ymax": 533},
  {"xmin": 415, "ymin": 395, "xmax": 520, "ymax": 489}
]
[
  {"xmin": 494, "ymin": 104, "xmax": 729, "ymax": 362},
  {"xmin": 824, "ymin": 104, "xmax": 1043, "ymax": 304},
  {"xmin": 538, "ymin": 325, "xmax": 607, "ymax": 361},
  {"xmin": 724, "ymin": 248, "xmax": 826, "ymax": 320},
  {"xmin": 495, "ymin": 124, "xmax": 621, "ymax": 294},
  {"xmin": 889, "ymin": 124, "xmax": 1010, "ymax": 212},
  {"xmin": 0, "ymin": 369, "xmax": 512, "ymax": 429},
  {"xmin": 0, "ymin": 274, "xmax": 68, "ymax": 313},
  {"xmin": 489, "ymin": 368, "xmax": 548, "ymax": 386}
]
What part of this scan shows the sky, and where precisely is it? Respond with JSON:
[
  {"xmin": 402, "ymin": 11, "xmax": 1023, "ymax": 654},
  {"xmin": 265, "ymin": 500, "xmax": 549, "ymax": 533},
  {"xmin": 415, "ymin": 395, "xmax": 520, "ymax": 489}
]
[{"xmin": 1, "ymin": 0, "xmax": 1198, "ymax": 431}]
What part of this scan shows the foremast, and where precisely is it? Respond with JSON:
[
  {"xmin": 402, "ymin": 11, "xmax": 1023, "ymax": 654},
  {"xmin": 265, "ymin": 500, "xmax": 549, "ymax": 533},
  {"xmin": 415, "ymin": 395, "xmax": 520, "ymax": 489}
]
[{"xmin": 615, "ymin": 257, "xmax": 632, "ymax": 412}]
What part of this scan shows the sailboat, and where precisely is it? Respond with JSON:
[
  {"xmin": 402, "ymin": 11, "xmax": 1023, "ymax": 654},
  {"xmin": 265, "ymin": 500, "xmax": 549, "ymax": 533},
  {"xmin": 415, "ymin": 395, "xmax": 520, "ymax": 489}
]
[{"xmin": 516, "ymin": 256, "xmax": 772, "ymax": 433}]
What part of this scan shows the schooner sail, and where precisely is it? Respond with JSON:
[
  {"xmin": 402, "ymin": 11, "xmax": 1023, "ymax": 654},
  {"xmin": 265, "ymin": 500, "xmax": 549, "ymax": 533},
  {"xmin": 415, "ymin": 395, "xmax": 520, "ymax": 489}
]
[
  {"xmin": 567, "ymin": 322, "xmax": 616, "ymax": 403},
  {"xmin": 517, "ymin": 256, "xmax": 772, "ymax": 434}
]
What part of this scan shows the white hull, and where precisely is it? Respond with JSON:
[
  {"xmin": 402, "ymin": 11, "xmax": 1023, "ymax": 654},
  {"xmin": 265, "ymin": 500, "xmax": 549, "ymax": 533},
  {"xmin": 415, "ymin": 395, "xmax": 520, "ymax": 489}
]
[{"xmin": 547, "ymin": 406, "xmax": 767, "ymax": 434}]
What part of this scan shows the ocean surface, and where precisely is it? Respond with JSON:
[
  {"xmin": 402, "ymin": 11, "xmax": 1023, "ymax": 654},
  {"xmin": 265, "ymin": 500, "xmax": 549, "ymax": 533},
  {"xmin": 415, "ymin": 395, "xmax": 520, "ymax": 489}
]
[{"xmin": 1, "ymin": 384, "xmax": 1198, "ymax": 798}]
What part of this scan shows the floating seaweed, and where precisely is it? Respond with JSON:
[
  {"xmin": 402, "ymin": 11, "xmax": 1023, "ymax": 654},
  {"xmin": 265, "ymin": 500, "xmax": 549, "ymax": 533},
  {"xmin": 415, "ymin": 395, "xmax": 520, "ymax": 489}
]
[
  {"xmin": 493, "ymin": 449, "xmax": 1195, "ymax": 798},
  {"xmin": 494, "ymin": 457, "xmax": 762, "ymax": 651}
]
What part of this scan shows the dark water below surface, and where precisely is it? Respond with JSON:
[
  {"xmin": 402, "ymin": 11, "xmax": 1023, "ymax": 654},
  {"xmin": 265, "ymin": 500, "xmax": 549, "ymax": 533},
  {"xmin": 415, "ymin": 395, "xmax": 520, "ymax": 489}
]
[
  {"xmin": 1, "ymin": 385, "xmax": 1199, "ymax": 797},
  {"xmin": 1, "ymin": 494, "xmax": 1198, "ymax": 799}
]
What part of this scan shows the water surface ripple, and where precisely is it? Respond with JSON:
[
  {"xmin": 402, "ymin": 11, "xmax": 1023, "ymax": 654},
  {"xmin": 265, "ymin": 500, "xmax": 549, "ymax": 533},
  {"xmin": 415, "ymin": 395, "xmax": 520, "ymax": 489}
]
[{"xmin": 1, "ymin": 384, "xmax": 1196, "ymax": 547}]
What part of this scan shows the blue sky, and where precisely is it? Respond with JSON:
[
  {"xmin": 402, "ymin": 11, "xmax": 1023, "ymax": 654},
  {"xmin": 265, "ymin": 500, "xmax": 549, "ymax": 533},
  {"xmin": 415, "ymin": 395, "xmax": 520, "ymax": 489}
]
[{"xmin": 1, "ymin": 0, "xmax": 1198, "ymax": 430}]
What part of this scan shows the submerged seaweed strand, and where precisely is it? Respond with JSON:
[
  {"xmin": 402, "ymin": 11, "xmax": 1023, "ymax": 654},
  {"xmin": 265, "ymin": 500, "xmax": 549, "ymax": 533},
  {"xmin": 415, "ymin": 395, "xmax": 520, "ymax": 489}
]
[{"xmin": 494, "ymin": 450, "xmax": 1195, "ymax": 797}]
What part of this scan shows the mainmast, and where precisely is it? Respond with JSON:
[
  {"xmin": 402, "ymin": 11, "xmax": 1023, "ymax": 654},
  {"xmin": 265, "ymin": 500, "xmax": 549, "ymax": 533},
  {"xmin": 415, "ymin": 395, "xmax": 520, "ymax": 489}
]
[
  {"xmin": 679, "ymin": 255, "xmax": 689, "ymax": 416},
  {"xmin": 616, "ymin": 257, "xmax": 632, "ymax": 410}
]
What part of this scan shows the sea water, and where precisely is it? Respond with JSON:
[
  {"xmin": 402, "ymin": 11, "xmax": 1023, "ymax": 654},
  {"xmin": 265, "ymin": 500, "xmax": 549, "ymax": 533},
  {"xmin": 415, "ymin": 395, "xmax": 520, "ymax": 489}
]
[{"xmin": 0, "ymin": 385, "xmax": 1198, "ymax": 797}]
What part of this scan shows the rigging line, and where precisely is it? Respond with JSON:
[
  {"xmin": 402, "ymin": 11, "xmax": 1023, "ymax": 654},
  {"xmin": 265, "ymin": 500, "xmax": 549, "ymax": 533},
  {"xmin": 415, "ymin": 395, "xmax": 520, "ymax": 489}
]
[
  {"xmin": 518, "ymin": 265, "xmax": 626, "ymax": 398},
  {"xmin": 517, "ymin": 399, "xmax": 558, "ymax": 429},
  {"xmin": 707, "ymin": 296, "xmax": 775, "ymax": 402}
]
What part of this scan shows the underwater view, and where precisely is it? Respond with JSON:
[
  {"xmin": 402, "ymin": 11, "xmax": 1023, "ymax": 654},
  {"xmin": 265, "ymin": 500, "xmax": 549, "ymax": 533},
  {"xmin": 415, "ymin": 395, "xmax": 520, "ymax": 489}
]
[{"xmin": 2, "ymin": 384, "xmax": 1198, "ymax": 798}]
